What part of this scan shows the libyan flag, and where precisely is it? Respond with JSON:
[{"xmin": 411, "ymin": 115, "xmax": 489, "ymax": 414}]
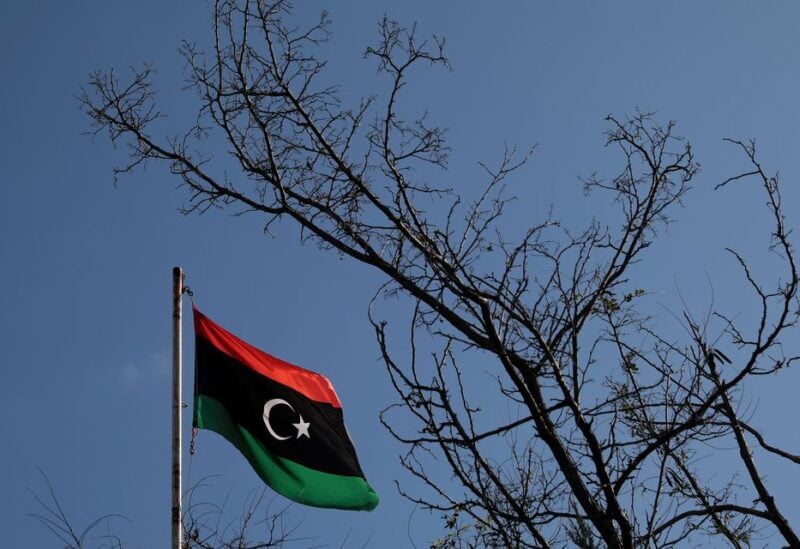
[{"xmin": 192, "ymin": 307, "xmax": 379, "ymax": 511}]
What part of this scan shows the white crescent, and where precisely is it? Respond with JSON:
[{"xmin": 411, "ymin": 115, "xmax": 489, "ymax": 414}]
[{"xmin": 262, "ymin": 398, "xmax": 295, "ymax": 441}]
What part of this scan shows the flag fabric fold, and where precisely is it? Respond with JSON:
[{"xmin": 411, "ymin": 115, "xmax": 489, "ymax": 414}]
[{"xmin": 192, "ymin": 307, "xmax": 379, "ymax": 511}]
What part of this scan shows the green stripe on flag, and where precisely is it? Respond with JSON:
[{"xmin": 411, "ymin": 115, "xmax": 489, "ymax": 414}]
[{"xmin": 195, "ymin": 394, "xmax": 379, "ymax": 511}]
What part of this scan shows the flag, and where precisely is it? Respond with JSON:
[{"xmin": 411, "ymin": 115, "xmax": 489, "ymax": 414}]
[{"xmin": 192, "ymin": 307, "xmax": 379, "ymax": 511}]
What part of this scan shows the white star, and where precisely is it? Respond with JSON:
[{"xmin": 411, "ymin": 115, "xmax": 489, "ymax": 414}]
[{"xmin": 293, "ymin": 414, "xmax": 311, "ymax": 439}]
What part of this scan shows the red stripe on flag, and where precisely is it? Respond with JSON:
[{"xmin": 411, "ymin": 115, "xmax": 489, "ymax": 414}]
[{"xmin": 193, "ymin": 307, "xmax": 342, "ymax": 408}]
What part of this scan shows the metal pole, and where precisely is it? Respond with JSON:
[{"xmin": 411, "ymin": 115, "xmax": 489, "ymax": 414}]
[{"xmin": 171, "ymin": 266, "xmax": 183, "ymax": 549}]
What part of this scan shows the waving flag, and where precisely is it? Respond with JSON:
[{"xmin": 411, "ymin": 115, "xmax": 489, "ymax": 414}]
[{"xmin": 192, "ymin": 307, "xmax": 379, "ymax": 511}]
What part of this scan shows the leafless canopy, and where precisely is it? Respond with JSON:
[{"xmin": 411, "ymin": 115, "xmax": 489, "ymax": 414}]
[
  {"xmin": 82, "ymin": 1, "xmax": 800, "ymax": 546},
  {"xmin": 181, "ymin": 479, "xmax": 302, "ymax": 548},
  {"xmin": 29, "ymin": 469, "xmax": 126, "ymax": 549},
  {"xmin": 30, "ymin": 472, "xmax": 302, "ymax": 548}
]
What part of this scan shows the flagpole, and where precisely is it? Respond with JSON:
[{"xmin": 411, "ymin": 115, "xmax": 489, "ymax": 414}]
[{"xmin": 171, "ymin": 266, "xmax": 183, "ymax": 549}]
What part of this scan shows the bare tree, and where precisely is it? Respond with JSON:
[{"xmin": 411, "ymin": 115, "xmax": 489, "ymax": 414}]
[
  {"xmin": 181, "ymin": 479, "xmax": 302, "ymax": 548},
  {"xmin": 81, "ymin": 1, "xmax": 800, "ymax": 546},
  {"xmin": 31, "ymin": 471, "xmax": 301, "ymax": 548},
  {"xmin": 29, "ymin": 469, "xmax": 126, "ymax": 549}
]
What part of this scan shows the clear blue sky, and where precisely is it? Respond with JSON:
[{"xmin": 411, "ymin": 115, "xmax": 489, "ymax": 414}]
[{"xmin": 2, "ymin": 1, "xmax": 800, "ymax": 546}]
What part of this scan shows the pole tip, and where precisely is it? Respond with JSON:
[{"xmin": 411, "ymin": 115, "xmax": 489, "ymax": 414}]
[{"xmin": 173, "ymin": 266, "xmax": 182, "ymax": 276}]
